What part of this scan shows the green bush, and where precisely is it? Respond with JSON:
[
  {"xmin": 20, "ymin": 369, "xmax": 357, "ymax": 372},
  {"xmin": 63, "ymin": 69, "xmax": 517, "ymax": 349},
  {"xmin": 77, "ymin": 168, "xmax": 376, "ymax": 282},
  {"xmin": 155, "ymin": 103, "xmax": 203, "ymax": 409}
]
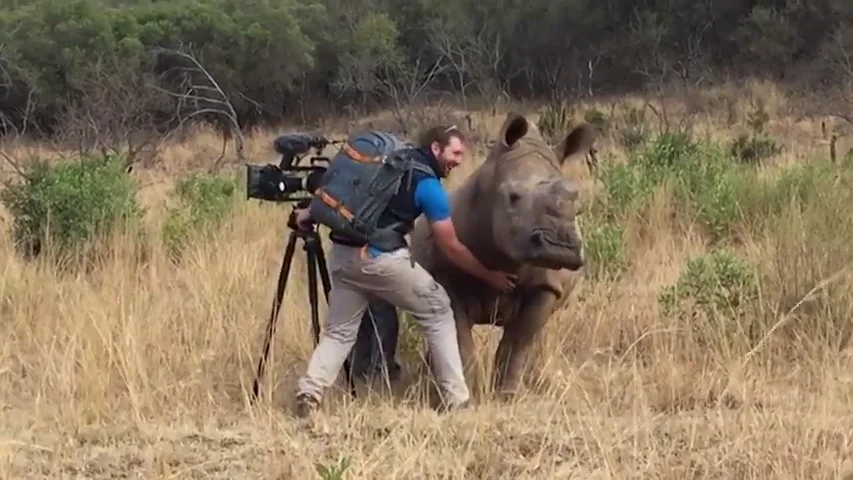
[
  {"xmin": 593, "ymin": 161, "xmax": 656, "ymax": 221},
  {"xmin": 658, "ymin": 248, "xmax": 758, "ymax": 318},
  {"xmin": 729, "ymin": 102, "xmax": 782, "ymax": 165},
  {"xmin": 594, "ymin": 131, "xmax": 762, "ymax": 242},
  {"xmin": 635, "ymin": 130, "xmax": 700, "ymax": 173},
  {"xmin": 667, "ymin": 142, "xmax": 748, "ymax": 241},
  {"xmin": 0, "ymin": 154, "xmax": 142, "ymax": 261},
  {"xmin": 595, "ymin": 132, "xmax": 720, "ymax": 223},
  {"xmin": 730, "ymin": 133, "xmax": 782, "ymax": 165},
  {"xmin": 657, "ymin": 249, "xmax": 761, "ymax": 351},
  {"xmin": 582, "ymin": 221, "xmax": 627, "ymax": 281},
  {"xmin": 162, "ymin": 171, "xmax": 240, "ymax": 259}
]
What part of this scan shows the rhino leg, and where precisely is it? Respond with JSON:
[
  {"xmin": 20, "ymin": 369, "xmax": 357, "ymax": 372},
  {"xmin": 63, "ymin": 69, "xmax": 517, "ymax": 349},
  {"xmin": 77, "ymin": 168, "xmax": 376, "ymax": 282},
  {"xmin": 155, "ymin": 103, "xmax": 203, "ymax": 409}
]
[
  {"xmin": 347, "ymin": 297, "xmax": 402, "ymax": 385},
  {"xmin": 492, "ymin": 290, "xmax": 557, "ymax": 398},
  {"xmin": 456, "ymin": 317, "xmax": 481, "ymax": 396}
]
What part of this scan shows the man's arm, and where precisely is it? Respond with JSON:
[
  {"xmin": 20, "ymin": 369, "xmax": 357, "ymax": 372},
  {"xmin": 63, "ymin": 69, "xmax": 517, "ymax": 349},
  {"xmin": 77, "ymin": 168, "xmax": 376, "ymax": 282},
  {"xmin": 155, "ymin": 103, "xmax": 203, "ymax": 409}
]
[{"xmin": 414, "ymin": 178, "xmax": 498, "ymax": 284}]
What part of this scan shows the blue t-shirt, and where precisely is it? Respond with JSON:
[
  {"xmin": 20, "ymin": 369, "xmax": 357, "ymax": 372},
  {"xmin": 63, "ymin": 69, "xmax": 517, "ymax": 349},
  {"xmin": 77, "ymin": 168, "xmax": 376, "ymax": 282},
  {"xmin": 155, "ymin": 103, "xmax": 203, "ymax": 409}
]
[{"xmin": 366, "ymin": 177, "xmax": 450, "ymax": 257}]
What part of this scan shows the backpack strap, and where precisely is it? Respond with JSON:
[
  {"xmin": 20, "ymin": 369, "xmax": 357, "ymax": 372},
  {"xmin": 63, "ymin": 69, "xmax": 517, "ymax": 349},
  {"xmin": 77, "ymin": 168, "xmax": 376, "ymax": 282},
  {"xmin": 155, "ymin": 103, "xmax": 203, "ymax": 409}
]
[
  {"xmin": 313, "ymin": 188, "xmax": 355, "ymax": 223},
  {"xmin": 341, "ymin": 141, "xmax": 386, "ymax": 164}
]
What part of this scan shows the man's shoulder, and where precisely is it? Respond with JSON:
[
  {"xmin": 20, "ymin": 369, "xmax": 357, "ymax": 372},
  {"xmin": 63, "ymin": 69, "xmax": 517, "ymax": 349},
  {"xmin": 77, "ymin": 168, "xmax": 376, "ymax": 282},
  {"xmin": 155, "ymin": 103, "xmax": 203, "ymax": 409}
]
[
  {"xmin": 415, "ymin": 176, "xmax": 446, "ymax": 196},
  {"xmin": 414, "ymin": 177, "xmax": 450, "ymax": 222}
]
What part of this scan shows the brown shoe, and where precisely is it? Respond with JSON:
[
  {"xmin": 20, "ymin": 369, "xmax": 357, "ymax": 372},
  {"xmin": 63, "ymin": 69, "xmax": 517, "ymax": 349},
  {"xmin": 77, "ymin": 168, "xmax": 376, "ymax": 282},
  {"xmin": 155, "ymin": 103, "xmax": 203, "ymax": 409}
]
[{"xmin": 293, "ymin": 393, "xmax": 319, "ymax": 419}]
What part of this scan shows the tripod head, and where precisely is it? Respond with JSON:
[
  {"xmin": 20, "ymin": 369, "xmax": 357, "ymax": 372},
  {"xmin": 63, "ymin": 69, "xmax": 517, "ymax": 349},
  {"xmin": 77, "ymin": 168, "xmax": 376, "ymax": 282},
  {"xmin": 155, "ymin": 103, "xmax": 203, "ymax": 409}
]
[{"xmin": 286, "ymin": 199, "xmax": 311, "ymax": 231}]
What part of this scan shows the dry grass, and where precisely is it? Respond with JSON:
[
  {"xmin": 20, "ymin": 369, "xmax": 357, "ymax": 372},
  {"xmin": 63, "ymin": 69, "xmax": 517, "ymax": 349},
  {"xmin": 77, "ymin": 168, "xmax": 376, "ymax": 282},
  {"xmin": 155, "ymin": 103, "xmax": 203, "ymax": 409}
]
[{"xmin": 3, "ymin": 82, "xmax": 853, "ymax": 479}]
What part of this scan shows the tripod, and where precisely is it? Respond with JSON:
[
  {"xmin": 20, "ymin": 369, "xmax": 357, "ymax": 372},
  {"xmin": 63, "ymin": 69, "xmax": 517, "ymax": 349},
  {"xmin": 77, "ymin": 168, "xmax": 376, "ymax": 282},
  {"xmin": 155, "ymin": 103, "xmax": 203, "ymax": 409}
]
[{"xmin": 250, "ymin": 206, "xmax": 357, "ymax": 402}]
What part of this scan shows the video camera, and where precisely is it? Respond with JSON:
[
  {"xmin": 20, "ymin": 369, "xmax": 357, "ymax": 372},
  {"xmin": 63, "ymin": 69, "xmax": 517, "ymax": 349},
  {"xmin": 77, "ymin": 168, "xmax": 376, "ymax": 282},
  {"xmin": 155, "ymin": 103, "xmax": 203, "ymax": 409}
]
[{"xmin": 245, "ymin": 132, "xmax": 342, "ymax": 204}]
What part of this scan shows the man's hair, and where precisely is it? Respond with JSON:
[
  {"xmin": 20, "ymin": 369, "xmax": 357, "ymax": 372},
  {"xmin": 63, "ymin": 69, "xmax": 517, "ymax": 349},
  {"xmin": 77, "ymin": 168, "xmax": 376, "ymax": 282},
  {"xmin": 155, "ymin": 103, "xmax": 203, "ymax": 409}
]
[{"xmin": 416, "ymin": 124, "xmax": 466, "ymax": 150}]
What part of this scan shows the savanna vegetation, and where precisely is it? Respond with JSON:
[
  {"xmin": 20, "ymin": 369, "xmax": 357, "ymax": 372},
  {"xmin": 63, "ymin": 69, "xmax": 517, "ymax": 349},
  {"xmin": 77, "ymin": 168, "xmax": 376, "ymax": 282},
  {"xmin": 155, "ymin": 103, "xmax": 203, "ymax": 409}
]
[{"xmin": 2, "ymin": 0, "xmax": 853, "ymax": 478}]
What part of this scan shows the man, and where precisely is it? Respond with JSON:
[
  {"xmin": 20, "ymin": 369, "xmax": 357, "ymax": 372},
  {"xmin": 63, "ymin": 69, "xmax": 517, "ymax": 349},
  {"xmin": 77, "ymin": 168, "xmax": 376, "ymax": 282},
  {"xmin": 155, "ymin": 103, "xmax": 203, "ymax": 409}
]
[{"xmin": 292, "ymin": 125, "xmax": 516, "ymax": 417}]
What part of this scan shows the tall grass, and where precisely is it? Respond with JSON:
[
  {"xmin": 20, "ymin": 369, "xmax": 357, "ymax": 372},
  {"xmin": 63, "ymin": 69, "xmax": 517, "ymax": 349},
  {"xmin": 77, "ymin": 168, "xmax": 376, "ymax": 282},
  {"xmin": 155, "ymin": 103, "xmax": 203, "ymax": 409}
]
[{"xmin": 2, "ymin": 85, "xmax": 852, "ymax": 478}]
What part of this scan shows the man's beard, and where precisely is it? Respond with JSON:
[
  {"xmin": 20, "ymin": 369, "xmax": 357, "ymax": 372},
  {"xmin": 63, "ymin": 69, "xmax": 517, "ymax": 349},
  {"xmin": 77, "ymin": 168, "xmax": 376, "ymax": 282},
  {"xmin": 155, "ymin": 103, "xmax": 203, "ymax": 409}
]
[{"xmin": 435, "ymin": 158, "xmax": 449, "ymax": 178}]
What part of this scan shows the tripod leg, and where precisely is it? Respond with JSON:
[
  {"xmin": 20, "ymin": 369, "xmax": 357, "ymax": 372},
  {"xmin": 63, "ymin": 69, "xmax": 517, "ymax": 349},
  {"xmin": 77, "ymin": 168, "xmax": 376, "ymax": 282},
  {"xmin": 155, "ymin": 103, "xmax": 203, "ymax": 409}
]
[
  {"xmin": 305, "ymin": 242, "xmax": 322, "ymax": 345},
  {"xmin": 251, "ymin": 230, "xmax": 299, "ymax": 402},
  {"xmin": 314, "ymin": 238, "xmax": 332, "ymax": 300},
  {"xmin": 311, "ymin": 235, "xmax": 357, "ymax": 398}
]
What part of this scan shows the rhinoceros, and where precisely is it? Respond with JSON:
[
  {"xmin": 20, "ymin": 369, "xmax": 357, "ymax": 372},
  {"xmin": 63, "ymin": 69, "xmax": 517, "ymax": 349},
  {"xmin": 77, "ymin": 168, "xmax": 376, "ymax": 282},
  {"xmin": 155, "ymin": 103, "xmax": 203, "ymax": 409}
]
[
  {"xmin": 407, "ymin": 112, "xmax": 596, "ymax": 398},
  {"xmin": 346, "ymin": 112, "xmax": 596, "ymax": 399}
]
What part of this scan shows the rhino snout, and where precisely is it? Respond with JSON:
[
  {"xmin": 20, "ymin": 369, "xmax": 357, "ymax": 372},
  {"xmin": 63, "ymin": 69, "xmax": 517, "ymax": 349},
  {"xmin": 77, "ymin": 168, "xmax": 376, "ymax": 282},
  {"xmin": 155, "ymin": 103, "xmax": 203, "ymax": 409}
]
[
  {"xmin": 529, "ymin": 227, "xmax": 581, "ymax": 249},
  {"xmin": 527, "ymin": 227, "xmax": 584, "ymax": 271}
]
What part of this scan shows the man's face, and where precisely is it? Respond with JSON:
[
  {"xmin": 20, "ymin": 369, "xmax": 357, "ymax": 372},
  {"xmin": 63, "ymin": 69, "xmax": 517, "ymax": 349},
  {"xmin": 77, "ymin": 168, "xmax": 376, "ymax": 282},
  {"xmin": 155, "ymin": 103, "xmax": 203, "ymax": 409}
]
[{"xmin": 431, "ymin": 136, "xmax": 465, "ymax": 176}]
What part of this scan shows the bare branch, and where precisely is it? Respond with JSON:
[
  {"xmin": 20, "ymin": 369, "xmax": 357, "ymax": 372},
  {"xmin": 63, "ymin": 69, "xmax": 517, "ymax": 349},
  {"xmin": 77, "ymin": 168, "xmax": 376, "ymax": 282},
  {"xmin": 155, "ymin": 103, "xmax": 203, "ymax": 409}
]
[
  {"xmin": 807, "ymin": 30, "xmax": 853, "ymax": 127},
  {"xmin": 428, "ymin": 23, "xmax": 480, "ymax": 108},
  {"xmin": 0, "ymin": 45, "xmax": 40, "ymax": 182},
  {"xmin": 374, "ymin": 56, "xmax": 448, "ymax": 134},
  {"xmin": 151, "ymin": 44, "xmax": 247, "ymax": 172},
  {"xmin": 587, "ymin": 55, "xmax": 601, "ymax": 98},
  {"xmin": 48, "ymin": 49, "xmax": 174, "ymax": 170}
]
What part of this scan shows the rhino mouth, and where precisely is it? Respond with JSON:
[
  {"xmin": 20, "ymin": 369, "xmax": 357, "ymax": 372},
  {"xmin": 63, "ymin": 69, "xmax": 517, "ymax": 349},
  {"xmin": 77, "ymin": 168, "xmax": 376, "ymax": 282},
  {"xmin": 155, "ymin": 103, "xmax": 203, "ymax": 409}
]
[{"xmin": 526, "ymin": 227, "xmax": 584, "ymax": 270}]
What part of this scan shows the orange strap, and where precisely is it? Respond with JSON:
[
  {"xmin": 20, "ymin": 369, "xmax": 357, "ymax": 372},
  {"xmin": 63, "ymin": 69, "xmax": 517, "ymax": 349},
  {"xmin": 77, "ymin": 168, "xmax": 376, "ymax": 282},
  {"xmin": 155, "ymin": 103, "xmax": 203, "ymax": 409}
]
[
  {"xmin": 342, "ymin": 142, "xmax": 384, "ymax": 163},
  {"xmin": 313, "ymin": 188, "xmax": 371, "ymax": 260},
  {"xmin": 313, "ymin": 188, "xmax": 354, "ymax": 221}
]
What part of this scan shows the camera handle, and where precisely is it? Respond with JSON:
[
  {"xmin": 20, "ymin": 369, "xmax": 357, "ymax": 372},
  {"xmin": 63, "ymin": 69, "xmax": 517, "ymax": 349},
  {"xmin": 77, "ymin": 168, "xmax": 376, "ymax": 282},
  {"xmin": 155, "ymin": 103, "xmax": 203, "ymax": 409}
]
[{"xmin": 250, "ymin": 207, "xmax": 357, "ymax": 403}]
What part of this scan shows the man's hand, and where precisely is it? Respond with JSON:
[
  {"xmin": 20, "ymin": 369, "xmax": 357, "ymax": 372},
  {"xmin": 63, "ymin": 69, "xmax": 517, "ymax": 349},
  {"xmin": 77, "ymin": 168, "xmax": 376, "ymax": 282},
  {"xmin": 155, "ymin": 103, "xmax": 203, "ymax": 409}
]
[
  {"xmin": 294, "ymin": 208, "xmax": 313, "ymax": 230},
  {"xmin": 484, "ymin": 270, "xmax": 517, "ymax": 293}
]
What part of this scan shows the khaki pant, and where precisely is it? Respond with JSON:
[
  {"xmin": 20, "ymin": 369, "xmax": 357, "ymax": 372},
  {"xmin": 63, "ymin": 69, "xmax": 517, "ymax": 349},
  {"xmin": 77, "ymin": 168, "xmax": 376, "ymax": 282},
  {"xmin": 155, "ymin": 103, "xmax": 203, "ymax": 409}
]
[{"xmin": 296, "ymin": 243, "xmax": 470, "ymax": 408}]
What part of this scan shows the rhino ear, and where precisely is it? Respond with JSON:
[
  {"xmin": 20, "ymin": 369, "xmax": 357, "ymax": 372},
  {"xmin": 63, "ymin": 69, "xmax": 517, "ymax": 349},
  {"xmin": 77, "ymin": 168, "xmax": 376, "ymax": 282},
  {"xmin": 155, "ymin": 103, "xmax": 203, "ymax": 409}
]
[
  {"xmin": 498, "ymin": 112, "xmax": 529, "ymax": 149},
  {"xmin": 554, "ymin": 122, "xmax": 598, "ymax": 165}
]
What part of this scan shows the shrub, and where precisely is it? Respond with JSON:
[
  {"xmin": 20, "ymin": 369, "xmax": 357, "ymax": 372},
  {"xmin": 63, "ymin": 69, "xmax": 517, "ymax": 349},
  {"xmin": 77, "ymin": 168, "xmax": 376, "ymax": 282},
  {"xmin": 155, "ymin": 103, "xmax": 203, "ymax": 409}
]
[
  {"xmin": 730, "ymin": 133, "xmax": 781, "ymax": 165},
  {"xmin": 537, "ymin": 101, "xmax": 574, "ymax": 144},
  {"xmin": 666, "ymin": 141, "xmax": 748, "ymax": 242},
  {"xmin": 595, "ymin": 131, "xmax": 726, "ymax": 225},
  {"xmin": 659, "ymin": 249, "xmax": 758, "ymax": 318},
  {"xmin": 657, "ymin": 249, "xmax": 761, "ymax": 352},
  {"xmin": 635, "ymin": 130, "xmax": 700, "ymax": 174},
  {"xmin": 162, "ymin": 171, "xmax": 240, "ymax": 259},
  {"xmin": 597, "ymin": 131, "xmax": 755, "ymax": 242},
  {"xmin": 729, "ymin": 102, "xmax": 782, "ymax": 165},
  {"xmin": 593, "ymin": 160, "xmax": 658, "ymax": 222},
  {"xmin": 0, "ymin": 154, "xmax": 142, "ymax": 261},
  {"xmin": 582, "ymin": 221, "xmax": 627, "ymax": 281}
]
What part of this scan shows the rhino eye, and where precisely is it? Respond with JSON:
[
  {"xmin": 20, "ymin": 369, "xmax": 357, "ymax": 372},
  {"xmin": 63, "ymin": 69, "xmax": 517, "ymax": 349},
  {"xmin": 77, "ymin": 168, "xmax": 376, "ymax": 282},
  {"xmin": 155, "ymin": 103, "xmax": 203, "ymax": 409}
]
[{"xmin": 508, "ymin": 192, "xmax": 521, "ymax": 205}]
